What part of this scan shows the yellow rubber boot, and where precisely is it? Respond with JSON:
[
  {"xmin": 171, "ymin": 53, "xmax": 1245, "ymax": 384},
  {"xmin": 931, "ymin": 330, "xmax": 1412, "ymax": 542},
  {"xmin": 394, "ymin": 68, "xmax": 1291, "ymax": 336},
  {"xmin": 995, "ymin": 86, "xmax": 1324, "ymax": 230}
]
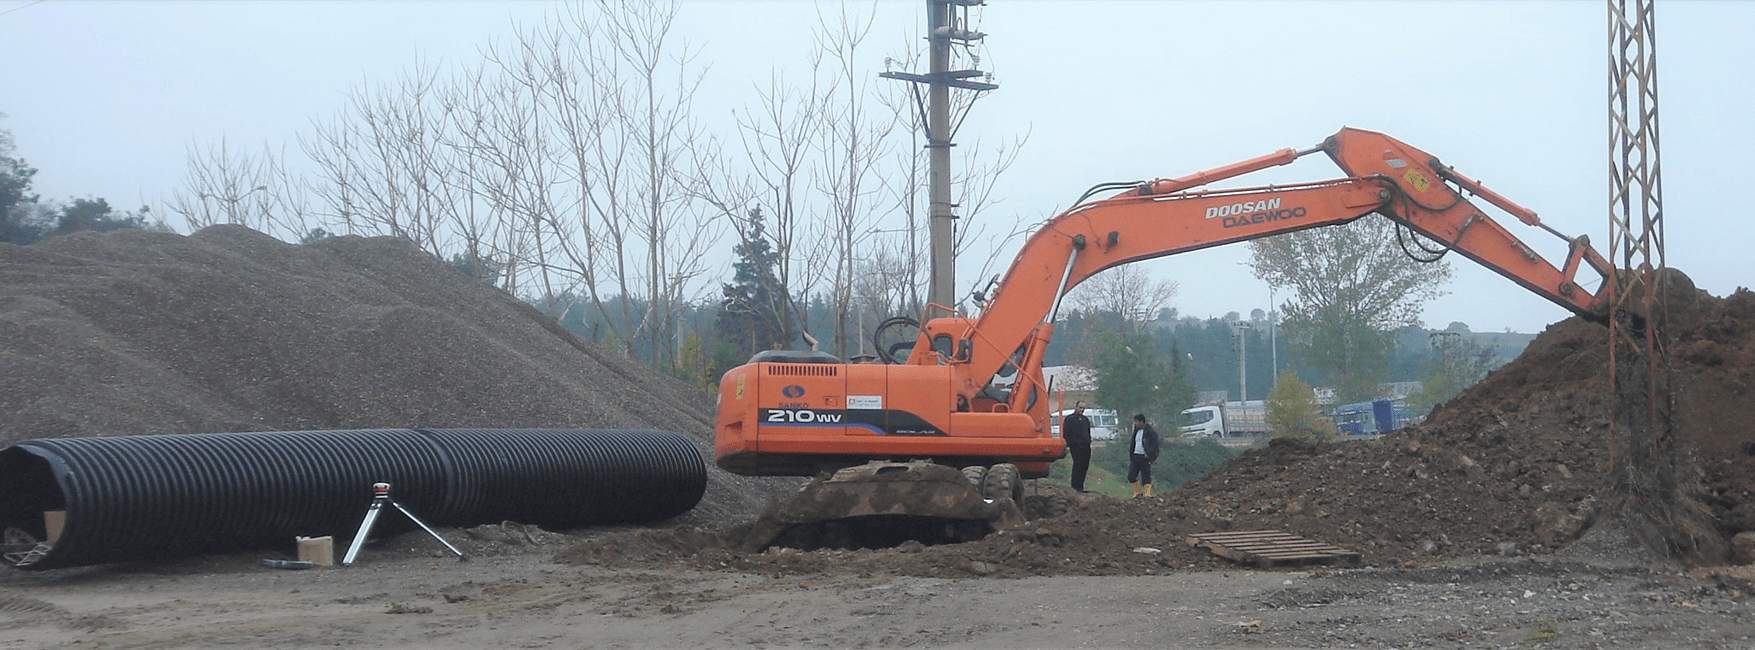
[
  {"xmin": 1130, "ymin": 482, "xmax": 1141, "ymax": 499},
  {"xmin": 1143, "ymin": 484, "xmax": 1154, "ymax": 498}
]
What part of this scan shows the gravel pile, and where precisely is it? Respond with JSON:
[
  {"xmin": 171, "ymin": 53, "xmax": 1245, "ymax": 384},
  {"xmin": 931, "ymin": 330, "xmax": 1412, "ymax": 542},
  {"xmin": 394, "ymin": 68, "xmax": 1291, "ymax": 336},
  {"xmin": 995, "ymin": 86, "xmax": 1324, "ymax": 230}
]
[{"xmin": 0, "ymin": 226, "xmax": 798, "ymax": 526}]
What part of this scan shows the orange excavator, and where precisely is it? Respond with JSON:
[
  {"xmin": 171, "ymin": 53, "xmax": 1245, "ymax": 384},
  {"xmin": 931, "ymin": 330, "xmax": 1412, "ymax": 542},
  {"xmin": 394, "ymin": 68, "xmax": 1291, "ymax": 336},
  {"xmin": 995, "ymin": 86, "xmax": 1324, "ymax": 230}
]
[{"xmin": 714, "ymin": 127, "xmax": 1611, "ymax": 522}]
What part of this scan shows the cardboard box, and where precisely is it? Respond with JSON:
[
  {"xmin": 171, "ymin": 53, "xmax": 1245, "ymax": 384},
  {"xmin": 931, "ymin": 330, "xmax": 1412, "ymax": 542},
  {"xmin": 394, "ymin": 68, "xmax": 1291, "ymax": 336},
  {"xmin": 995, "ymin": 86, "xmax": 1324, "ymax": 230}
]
[
  {"xmin": 296, "ymin": 536, "xmax": 334, "ymax": 567},
  {"xmin": 44, "ymin": 510, "xmax": 65, "ymax": 545}
]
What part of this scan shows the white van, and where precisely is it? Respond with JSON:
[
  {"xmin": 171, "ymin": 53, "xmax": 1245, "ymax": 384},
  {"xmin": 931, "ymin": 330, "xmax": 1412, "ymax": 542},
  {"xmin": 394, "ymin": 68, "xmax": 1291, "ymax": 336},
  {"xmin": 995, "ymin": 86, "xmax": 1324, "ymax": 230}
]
[{"xmin": 1050, "ymin": 408, "xmax": 1120, "ymax": 440}]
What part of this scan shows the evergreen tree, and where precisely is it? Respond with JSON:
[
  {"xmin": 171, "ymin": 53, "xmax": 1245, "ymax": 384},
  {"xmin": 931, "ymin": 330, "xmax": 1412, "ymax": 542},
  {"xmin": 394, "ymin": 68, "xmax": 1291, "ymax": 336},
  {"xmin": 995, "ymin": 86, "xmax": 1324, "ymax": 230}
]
[
  {"xmin": 300, "ymin": 228, "xmax": 335, "ymax": 244},
  {"xmin": 1, "ymin": 119, "xmax": 43, "ymax": 245},
  {"xmin": 55, "ymin": 198, "xmax": 147, "ymax": 235},
  {"xmin": 448, "ymin": 252, "xmax": 502, "ymax": 285},
  {"xmin": 717, "ymin": 207, "xmax": 791, "ymax": 361}
]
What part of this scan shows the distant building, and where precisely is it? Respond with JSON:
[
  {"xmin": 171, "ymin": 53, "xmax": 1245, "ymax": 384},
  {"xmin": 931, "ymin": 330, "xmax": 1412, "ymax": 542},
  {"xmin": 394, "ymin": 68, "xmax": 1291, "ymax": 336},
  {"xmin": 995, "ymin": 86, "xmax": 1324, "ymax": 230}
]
[
  {"xmin": 1042, "ymin": 365, "xmax": 1098, "ymax": 410},
  {"xmin": 1381, "ymin": 381, "xmax": 1424, "ymax": 401}
]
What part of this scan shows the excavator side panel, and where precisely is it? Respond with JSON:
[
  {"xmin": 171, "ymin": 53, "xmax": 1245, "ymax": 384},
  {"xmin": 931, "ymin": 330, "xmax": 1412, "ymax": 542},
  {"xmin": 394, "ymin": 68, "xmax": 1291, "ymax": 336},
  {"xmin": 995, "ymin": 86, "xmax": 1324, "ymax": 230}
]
[
  {"xmin": 714, "ymin": 365, "xmax": 756, "ymax": 463},
  {"xmin": 753, "ymin": 361, "xmax": 849, "ymax": 442},
  {"xmin": 717, "ymin": 360, "xmax": 1062, "ymax": 476}
]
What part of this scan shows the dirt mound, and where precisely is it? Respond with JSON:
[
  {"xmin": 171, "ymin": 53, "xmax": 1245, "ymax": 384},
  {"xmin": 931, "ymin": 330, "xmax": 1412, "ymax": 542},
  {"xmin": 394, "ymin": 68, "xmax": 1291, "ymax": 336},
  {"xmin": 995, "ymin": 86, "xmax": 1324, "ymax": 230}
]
[
  {"xmin": 561, "ymin": 280, "xmax": 1755, "ymax": 576},
  {"xmin": 1099, "ymin": 283, "xmax": 1753, "ymax": 569},
  {"xmin": 0, "ymin": 226, "xmax": 799, "ymax": 526},
  {"xmin": 557, "ymin": 486, "xmax": 1241, "ymax": 578}
]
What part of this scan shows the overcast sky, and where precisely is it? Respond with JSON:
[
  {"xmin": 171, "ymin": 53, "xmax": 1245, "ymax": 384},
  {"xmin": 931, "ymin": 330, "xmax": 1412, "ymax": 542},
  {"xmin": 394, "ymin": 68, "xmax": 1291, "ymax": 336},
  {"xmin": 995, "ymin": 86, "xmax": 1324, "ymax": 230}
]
[{"xmin": 4, "ymin": 1, "xmax": 1750, "ymax": 334}]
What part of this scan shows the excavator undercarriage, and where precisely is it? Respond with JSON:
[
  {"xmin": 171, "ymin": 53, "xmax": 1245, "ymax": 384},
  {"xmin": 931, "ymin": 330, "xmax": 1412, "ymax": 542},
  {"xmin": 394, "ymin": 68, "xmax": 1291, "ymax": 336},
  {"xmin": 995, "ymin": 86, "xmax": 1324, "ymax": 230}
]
[{"xmin": 745, "ymin": 461, "xmax": 1028, "ymax": 552}]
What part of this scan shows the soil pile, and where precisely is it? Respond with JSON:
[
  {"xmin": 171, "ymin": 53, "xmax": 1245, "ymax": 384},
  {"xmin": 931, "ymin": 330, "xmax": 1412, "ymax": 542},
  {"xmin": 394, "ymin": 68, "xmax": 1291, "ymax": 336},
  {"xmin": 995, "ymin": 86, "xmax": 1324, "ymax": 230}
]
[
  {"xmin": 0, "ymin": 226, "xmax": 798, "ymax": 525},
  {"xmin": 562, "ymin": 280, "xmax": 1755, "ymax": 577}
]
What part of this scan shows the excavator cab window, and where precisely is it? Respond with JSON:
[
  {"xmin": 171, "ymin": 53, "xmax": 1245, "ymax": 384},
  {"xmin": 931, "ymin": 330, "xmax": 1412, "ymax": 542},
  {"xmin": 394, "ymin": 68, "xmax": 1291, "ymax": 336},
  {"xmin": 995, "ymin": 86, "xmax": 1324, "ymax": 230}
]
[
  {"xmin": 974, "ymin": 382, "xmax": 1010, "ymax": 411},
  {"xmin": 932, "ymin": 334, "xmax": 953, "ymax": 362},
  {"xmin": 994, "ymin": 344, "xmax": 1026, "ymax": 378}
]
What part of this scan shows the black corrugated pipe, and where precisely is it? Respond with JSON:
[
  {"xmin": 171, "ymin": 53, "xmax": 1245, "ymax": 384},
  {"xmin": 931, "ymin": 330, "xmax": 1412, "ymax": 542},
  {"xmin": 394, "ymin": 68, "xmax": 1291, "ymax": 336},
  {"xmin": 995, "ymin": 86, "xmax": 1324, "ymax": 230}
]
[{"xmin": 0, "ymin": 429, "xmax": 706, "ymax": 570}]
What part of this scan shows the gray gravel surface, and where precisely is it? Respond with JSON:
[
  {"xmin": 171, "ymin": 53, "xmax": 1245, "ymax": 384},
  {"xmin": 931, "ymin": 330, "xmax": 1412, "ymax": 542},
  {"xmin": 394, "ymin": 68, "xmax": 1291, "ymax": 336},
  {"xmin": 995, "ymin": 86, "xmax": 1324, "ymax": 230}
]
[{"xmin": 0, "ymin": 226, "xmax": 799, "ymax": 525}]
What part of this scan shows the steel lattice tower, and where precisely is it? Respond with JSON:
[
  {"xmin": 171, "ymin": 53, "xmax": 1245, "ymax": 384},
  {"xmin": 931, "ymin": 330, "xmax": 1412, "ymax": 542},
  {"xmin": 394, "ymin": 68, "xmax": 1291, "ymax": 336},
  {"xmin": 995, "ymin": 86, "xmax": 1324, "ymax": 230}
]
[{"xmin": 1606, "ymin": 0, "xmax": 1667, "ymax": 459}]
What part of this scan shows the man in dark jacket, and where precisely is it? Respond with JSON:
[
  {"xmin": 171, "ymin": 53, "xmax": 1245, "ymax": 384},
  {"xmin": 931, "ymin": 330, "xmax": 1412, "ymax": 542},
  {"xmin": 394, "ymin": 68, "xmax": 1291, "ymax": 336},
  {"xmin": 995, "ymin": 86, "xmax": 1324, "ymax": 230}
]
[
  {"xmin": 1127, "ymin": 413, "xmax": 1160, "ymax": 498},
  {"xmin": 1061, "ymin": 402, "xmax": 1093, "ymax": 492}
]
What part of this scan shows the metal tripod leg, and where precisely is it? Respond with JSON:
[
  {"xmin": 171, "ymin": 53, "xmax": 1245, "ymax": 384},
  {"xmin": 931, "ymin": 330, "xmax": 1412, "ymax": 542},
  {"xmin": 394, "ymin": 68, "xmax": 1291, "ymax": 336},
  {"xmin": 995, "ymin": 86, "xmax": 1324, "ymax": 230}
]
[
  {"xmin": 341, "ymin": 496, "xmax": 386, "ymax": 567},
  {"xmin": 388, "ymin": 499, "xmax": 465, "ymax": 560}
]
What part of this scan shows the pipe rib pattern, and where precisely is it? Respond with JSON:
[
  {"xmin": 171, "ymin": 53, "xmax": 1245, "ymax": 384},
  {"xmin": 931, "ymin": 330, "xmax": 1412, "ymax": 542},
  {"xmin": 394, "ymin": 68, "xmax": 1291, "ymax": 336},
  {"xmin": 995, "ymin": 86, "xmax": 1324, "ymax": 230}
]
[{"xmin": 0, "ymin": 428, "xmax": 705, "ymax": 570}]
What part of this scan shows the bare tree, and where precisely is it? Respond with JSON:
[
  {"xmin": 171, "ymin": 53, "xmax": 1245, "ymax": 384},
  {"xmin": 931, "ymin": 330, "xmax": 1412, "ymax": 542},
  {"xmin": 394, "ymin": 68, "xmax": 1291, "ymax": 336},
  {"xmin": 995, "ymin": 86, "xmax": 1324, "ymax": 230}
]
[
  {"xmin": 949, "ymin": 132, "xmax": 1030, "ymax": 304},
  {"xmin": 529, "ymin": 7, "xmax": 638, "ymax": 348},
  {"xmin": 166, "ymin": 137, "xmax": 313, "ymax": 237},
  {"xmin": 1065, "ymin": 263, "xmax": 1179, "ymax": 334},
  {"xmin": 172, "ymin": 0, "xmax": 1044, "ymax": 372},
  {"xmin": 600, "ymin": 0, "xmax": 720, "ymax": 367},
  {"xmin": 289, "ymin": 1, "xmax": 723, "ymax": 369},
  {"xmin": 849, "ymin": 238, "xmax": 919, "ymax": 355},
  {"xmin": 301, "ymin": 59, "xmax": 456, "ymax": 255},
  {"xmin": 431, "ymin": 62, "xmax": 522, "ymax": 290},
  {"xmin": 457, "ymin": 33, "xmax": 574, "ymax": 298},
  {"xmin": 694, "ymin": 67, "xmax": 827, "ymax": 347},
  {"xmin": 810, "ymin": 3, "xmax": 896, "ymax": 357},
  {"xmin": 874, "ymin": 42, "xmax": 929, "ymax": 319}
]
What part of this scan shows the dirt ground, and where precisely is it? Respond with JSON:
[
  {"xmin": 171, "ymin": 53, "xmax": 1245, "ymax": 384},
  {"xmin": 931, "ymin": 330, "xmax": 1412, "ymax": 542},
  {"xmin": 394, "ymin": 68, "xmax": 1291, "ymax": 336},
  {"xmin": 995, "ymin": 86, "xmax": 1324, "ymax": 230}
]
[
  {"xmin": 4, "ymin": 514, "xmax": 1755, "ymax": 649},
  {"xmin": 4, "ymin": 228, "xmax": 1755, "ymax": 647}
]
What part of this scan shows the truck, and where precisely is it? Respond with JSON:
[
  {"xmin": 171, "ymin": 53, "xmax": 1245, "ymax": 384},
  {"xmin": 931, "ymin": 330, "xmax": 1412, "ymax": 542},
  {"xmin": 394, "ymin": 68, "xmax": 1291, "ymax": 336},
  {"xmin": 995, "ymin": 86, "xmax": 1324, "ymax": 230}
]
[
  {"xmin": 1178, "ymin": 400, "xmax": 1268, "ymax": 438},
  {"xmin": 712, "ymin": 127, "xmax": 1613, "ymax": 541},
  {"xmin": 1051, "ymin": 408, "xmax": 1121, "ymax": 440},
  {"xmin": 1332, "ymin": 399, "xmax": 1419, "ymax": 437}
]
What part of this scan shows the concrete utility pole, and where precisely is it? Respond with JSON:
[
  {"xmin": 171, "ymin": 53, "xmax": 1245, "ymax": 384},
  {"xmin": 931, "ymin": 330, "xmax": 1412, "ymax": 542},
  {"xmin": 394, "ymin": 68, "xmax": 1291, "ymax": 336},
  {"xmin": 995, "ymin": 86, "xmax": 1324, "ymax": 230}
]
[
  {"xmin": 1233, "ymin": 321, "xmax": 1252, "ymax": 402},
  {"xmin": 881, "ymin": 0, "xmax": 996, "ymax": 317},
  {"xmin": 1269, "ymin": 285, "xmax": 1278, "ymax": 376}
]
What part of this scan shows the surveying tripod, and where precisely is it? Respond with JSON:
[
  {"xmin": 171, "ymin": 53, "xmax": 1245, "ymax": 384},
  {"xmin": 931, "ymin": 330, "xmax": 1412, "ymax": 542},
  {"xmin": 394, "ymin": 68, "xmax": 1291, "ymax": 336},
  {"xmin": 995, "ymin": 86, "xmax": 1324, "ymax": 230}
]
[{"xmin": 342, "ymin": 482, "xmax": 466, "ymax": 566}]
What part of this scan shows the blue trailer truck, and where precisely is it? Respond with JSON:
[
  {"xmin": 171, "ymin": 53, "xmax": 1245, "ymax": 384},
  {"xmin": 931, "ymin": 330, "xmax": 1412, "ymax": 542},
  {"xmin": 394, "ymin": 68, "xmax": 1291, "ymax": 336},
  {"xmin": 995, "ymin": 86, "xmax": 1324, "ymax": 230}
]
[{"xmin": 1332, "ymin": 399, "xmax": 1417, "ymax": 437}]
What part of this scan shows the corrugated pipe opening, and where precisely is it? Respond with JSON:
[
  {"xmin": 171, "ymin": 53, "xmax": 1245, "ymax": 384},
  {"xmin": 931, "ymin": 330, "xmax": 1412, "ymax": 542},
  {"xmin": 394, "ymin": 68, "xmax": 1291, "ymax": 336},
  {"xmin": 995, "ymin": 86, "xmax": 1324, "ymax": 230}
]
[{"xmin": 0, "ymin": 429, "xmax": 706, "ymax": 570}]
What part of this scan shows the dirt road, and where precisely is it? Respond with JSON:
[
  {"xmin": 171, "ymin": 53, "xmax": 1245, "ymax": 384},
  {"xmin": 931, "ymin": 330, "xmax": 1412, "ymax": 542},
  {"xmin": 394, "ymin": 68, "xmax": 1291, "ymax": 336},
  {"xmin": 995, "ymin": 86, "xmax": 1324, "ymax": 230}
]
[{"xmin": 3, "ymin": 521, "xmax": 1753, "ymax": 649}]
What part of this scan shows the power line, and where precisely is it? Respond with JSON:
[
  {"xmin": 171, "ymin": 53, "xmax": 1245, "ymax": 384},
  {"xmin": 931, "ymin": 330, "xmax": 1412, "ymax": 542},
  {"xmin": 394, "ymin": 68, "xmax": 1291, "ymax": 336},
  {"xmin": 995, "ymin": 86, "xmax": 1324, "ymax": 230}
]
[{"xmin": 0, "ymin": 1, "xmax": 47, "ymax": 18}]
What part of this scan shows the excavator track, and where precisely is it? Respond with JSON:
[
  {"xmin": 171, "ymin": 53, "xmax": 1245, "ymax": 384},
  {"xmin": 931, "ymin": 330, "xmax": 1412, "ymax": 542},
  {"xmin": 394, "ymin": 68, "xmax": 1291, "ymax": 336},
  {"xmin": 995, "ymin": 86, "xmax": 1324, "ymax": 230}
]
[{"xmin": 743, "ymin": 460, "xmax": 1028, "ymax": 552}]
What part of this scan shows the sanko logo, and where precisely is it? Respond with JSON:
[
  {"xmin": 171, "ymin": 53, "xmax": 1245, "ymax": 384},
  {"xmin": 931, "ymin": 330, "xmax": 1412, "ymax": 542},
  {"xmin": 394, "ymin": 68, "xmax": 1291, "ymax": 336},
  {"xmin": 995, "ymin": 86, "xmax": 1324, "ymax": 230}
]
[{"xmin": 1205, "ymin": 197, "xmax": 1282, "ymax": 219}]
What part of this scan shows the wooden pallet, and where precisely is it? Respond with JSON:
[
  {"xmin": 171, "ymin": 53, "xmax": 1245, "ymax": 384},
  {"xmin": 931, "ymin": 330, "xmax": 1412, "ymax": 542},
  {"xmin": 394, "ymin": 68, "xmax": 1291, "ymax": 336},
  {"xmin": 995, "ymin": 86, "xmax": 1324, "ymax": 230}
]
[{"xmin": 1186, "ymin": 530, "xmax": 1361, "ymax": 567}]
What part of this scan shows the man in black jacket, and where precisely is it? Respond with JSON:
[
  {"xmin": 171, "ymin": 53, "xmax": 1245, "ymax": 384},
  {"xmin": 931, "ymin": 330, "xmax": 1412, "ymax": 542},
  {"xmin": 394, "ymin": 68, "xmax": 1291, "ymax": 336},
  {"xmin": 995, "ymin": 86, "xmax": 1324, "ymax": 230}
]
[
  {"xmin": 1127, "ymin": 413, "xmax": 1160, "ymax": 498},
  {"xmin": 1061, "ymin": 402, "xmax": 1093, "ymax": 492}
]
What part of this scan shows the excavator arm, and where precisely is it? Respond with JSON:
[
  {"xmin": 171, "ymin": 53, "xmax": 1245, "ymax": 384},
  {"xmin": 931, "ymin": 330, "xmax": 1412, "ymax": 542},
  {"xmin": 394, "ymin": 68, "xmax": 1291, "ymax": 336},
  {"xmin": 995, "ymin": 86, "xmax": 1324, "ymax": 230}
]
[
  {"xmin": 921, "ymin": 127, "xmax": 1611, "ymax": 405},
  {"xmin": 715, "ymin": 127, "xmax": 1611, "ymax": 478}
]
